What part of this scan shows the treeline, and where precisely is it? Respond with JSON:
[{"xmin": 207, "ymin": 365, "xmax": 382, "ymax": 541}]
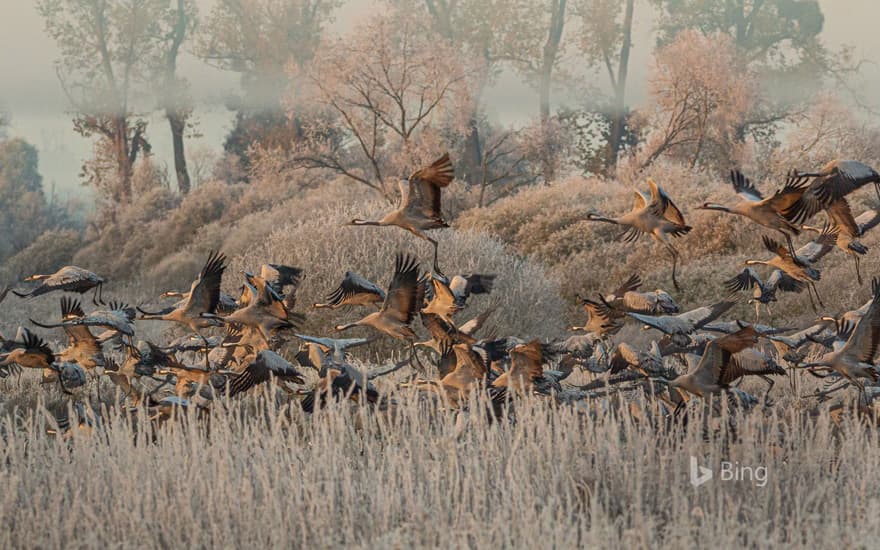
[{"xmin": 1, "ymin": 0, "xmax": 875, "ymax": 284}]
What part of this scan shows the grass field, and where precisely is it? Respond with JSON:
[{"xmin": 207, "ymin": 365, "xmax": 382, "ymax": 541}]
[{"xmin": 1, "ymin": 368, "xmax": 879, "ymax": 548}]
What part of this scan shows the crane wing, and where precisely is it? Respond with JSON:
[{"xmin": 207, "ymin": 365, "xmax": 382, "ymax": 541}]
[
  {"xmin": 724, "ymin": 268, "xmax": 761, "ymax": 293},
  {"xmin": 184, "ymin": 251, "xmax": 226, "ymax": 315},
  {"xmin": 841, "ymin": 278, "xmax": 880, "ymax": 364},
  {"xmin": 382, "ymin": 254, "xmax": 424, "ymax": 324},
  {"xmin": 730, "ymin": 169, "xmax": 763, "ymax": 202}
]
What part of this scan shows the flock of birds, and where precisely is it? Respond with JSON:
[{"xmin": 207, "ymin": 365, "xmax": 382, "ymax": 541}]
[{"xmin": 3, "ymin": 153, "xmax": 880, "ymax": 435}]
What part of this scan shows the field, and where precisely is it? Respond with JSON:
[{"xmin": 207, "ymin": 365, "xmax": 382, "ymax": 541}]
[
  {"xmin": 3, "ymin": 167, "xmax": 880, "ymax": 547},
  {"xmin": 2, "ymin": 371, "xmax": 880, "ymax": 548}
]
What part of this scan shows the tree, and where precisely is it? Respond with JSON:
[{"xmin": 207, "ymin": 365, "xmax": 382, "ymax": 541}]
[
  {"xmin": 39, "ymin": 0, "xmax": 167, "ymax": 205},
  {"xmin": 290, "ymin": 13, "xmax": 476, "ymax": 200},
  {"xmin": 495, "ymin": 0, "xmax": 568, "ymax": 182},
  {"xmin": 639, "ymin": 30, "xmax": 757, "ymax": 170},
  {"xmin": 196, "ymin": 0, "xmax": 342, "ymax": 173},
  {"xmin": 573, "ymin": 0, "xmax": 635, "ymax": 173},
  {"xmin": 395, "ymin": 0, "xmax": 514, "ymax": 183},
  {"xmin": 156, "ymin": 0, "xmax": 197, "ymax": 195},
  {"xmin": 650, "ymin": 1, "xmax": 844, "ymax": 125},
  {"xmin": 0, "ymin": 139, "xmax": 49, "ymax": 260}
]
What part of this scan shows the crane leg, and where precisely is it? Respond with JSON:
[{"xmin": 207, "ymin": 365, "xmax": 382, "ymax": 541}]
[
  {"xmin": 761, "ymin": 375, "xmax": 774, "ymax": 401},
  {"xmin": 854, "ymin": 255, "xmax": 863, "ymax": 286},
  {"xmin": 197, "ymin": 332, "xmax": 211, "ymax": 370},
  {"xmin": 811, "ymin": 282, "xmax": 825, "ymax": 309},
  {"xmin": 665, "ymin": 244, "xmax": 681, "ymax": 291},
  {"xmin": 805, "ymin": 284, "xmax": 818, "ymax": 313},
  {"xmin": 409, "ymin": 342, "xmax": 426, "ymax": 374},
  {"xmin": 428, "ymin": 237, "xmax": 442, "ymax": 276},
  {"xmin": 784, "ymin": 234, "xmax": 797, "ymax": 258}
]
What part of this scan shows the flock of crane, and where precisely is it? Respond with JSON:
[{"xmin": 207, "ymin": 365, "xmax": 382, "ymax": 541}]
[{"xmin": 3, "ymin": 153, "xmax": 880, "ymax": 434}]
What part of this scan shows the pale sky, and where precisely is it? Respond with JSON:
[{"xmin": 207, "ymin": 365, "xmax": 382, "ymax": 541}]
[{"xmin": 1, "ymin": 0, "xmax": 878, "ymax": 197}]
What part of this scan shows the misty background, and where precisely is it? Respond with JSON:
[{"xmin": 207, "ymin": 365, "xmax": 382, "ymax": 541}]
[{"xmin": 3, "ymin": 0, "xmax": 879, "ymax": 199}]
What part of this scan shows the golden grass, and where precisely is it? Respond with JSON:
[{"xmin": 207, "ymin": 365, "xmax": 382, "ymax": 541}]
[
  {"xmin": 5, "ymin": 162, "xmax": 880, "ymax": 546},
  {"xmin": 1, "ymin": 372, "xmax": 879, "ymax": 547}
]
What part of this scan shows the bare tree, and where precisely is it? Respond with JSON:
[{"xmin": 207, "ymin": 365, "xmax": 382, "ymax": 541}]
[
  {"xmin": 574, "ymin": 0, "xmax": 635, "ymax": 173},
  {"xmin": 476, "ymin": 128, "xmax": 537, "ymax": 207},
  {"xmin": 157, "ymin": 0, "xmax": 197, "ymax": 195},
  {"xmin": 639, "ymin": 30, "xmax": 757, "ymax": 171},
  {"xmin": 290, "ymin": 14, "xmax": 476, "ymax": 201},
  {"xmin": 39, "ymin": 0, "xmax": 166, "ymax": 205},
  {"xmin": 495, "ymin": 0, "xmax": 568, "ymax": 183}
]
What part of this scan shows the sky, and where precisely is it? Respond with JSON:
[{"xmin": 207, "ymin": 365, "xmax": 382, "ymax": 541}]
[{"xmin": 1, "ymin": 0, "xmax": 879, "ymax": 198}]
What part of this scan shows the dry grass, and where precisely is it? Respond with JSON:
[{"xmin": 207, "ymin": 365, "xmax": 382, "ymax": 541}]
[
  {"xmin": 1, "ymin": 372, "xmax": 880, "ymax": 548},
  {"xmin": 5, "ymin": 162, "xmax": 880, "ymax": 547}
]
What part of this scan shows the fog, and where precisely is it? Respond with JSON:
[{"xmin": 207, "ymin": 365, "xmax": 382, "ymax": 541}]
[{"xmin": 1, "ymin": 0, "xmax": 879, "ymax": 197}]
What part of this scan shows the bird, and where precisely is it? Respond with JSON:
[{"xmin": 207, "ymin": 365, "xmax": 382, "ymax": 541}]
[
  {"xmin": 785, "ymin": 160, "xmax": 880, "ymax": 224},
  {"xmin": 570, "ymin": 296, "xmax": 623, "ymax": 344},
  {"xmin": 219, "ymin": 271, "xmax": 304, "ymax": 343},
  {"xmin": 491, "ymin": 340, "xmax": 562, "ymax": 396},
  {"xmin": 422, "ymin": 271, "xmax": 495, "ymax": 322},
  {"xmin": 585, "ymin": 178, "xmax": 691, "ymax": 290},
  {"xmin": 294, "ymin": 333, "xmax": 374, "ymax": 369},
  {"xmin": 744, "ymin": 236, "xmax": 826, "ymax": 312},
  {"xmin": 35, "ymin": 297, "xmax": 105, "ymax": 371},
  {"xmin": 600, "ymin": 274, "xmax": 680, "ymax": 316},
  {"xmin": 724, "ymin": 267, "xmax": 804, "ymax": 320},
  {"xmin": 334, "ymin": 254, "xmax": 425, "ymax": 340},
  {"xmin": 796, "ymin": 277, "xmax": 880, "ymax": 401},
  {"xmin": 223, "ymin": 351, "xmax": 305, "ymax": 398},
  {"xmin": 313, "ymin": 272, "xmax": 386, "ymax": 309},
  {"xmin": 664, "ymin": 325, "xmax": 769, "ymax": 409},
  {"xmin": 0, "ymin": 328, "xmax": 54, "ymax": 371},
  {"xmin": 417, "ymin": 342, "xmax": 502, "ymax": 408},
  {"xmin": 813, "ymin": 220, "xmax": 869, "ymax": 285},
  {"xmin": 348, "ymin": 153, "xmax": 454, "ymax": 273},
  {"xmin": 334, "ymin": 254, "xmax": 426, "ymax": 368},
  {"xmin": 626, "ymin": 300, "xmax": 735, "ymax": 347},
  {"xmin": 138, "ymin": 251, "xmax": 227, "ymax": 339},
  {"xmin": 13, "ymin": 266, "xmax": 105, "ymax": 305},
  {"xmin": 698, "ymin": 169, "xmax": 807, "ymax": 255},
  {"xmin": 258, "ymin": 263, "xmax": 303, "ymax": 297},
  {"xmin": 416, "ymin": 307, "xmax": 495, "ymax": 354},
  {"xmin": 31, "ymin": 301, "xmax": 137, "ymax": 339}
]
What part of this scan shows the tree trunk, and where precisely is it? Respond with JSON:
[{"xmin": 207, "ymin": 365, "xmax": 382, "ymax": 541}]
[
  {"xmin": 540, "ymin": 0, "xmax": 567, "ymax": 184},
  {"xmin": 168, "ymin": 111, "xmax": 191, "ymax": 194},
  {"xmin": 461, "ymin": 120, "xmax": 483, "ymax": 185},
  {"xmin": 113, "ymin": 116, "xmax": 132, "ymax": 204},
  {"xmin": 165, "ymin": 0, "xmax": 191, "ymax": 194},
  {"xmin": 605, "ymin": 0, "xmax": 635, "ymax": 174}
]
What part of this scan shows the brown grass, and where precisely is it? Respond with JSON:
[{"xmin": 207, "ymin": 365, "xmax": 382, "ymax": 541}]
[
  {"xmin": 4, "ymin": 161, "xmax": 880, "ymax": 547},
  {"xmin": 0, "ymin": 373, "xmax": 879, "ymax": 547}
]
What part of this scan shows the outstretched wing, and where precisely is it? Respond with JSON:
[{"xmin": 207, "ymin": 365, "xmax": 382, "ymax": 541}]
[
  {"xmin": 318, "ymin": 272, "xmax": 385, "ymax": 308},
  {"xmin": 730, "ymin": 169, "xmax": 763, "ymax": 202},
  {"xmin": 765, "ymin": 269, "xmax": 805, "ymax": 293},
  {"xmin": 647, "ymin": 178, "xmax": 687, "ymax": 226},
  {"xmin": 613, "ymin": 273, "xmax": 642, "ymax": 297},
  {"xmin": 678, "ymin": 301, "xmax": 736, "ymax": 331},
  {"xmin": 184, "ymin": 251, "xmax": 226, "ymax": 315},
  {"xmin": 382, "ymin": 254, "xmax": 424, "ymax": 324},
  {"xmin": 404, "ymin": 153, "xmax": 454, "ymax": 219},
  {"xmin": 724, "ymin": 268, "xmax": 761, "ymax": 293}
]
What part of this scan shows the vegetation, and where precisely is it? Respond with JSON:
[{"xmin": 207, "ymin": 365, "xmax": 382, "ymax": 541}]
[{"xmin": 3, "ymin": 2, "xmax": 880, "ymax": 546}]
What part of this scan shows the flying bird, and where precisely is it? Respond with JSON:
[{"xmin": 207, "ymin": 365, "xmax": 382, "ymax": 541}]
[
  {"xmin": 585, "ymin": 178, "xmax": 691, "ymax": 290},
  {"xmin": 348, "ymin": 153, "xmax": 454, "ymax": 273}
]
